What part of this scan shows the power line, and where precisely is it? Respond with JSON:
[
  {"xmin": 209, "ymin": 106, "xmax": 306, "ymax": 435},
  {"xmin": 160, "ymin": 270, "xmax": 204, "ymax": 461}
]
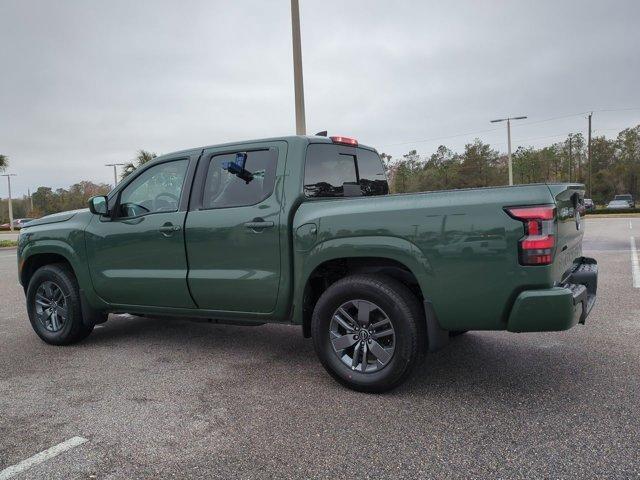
[
  {"xmin": 379, "ymin": 107, "xmax": 640, "ymax": 149},
  {"xmin": 512, "ymin": 133, "xmax": 575, "ymax": 143},
  {"xmin": 518, "ymin": 112, "xmax": 585, "ymax": 126},
  {"xmin": 410, "ymin": 128, "xmax": 621, "ymax": 158},
  {"xmin": 380, "ymin": 127, "xmax": 503, "ymax": 148},
  {"xmin": 593, "ymin": 107, "xmax": 640, "ymax": 113}
]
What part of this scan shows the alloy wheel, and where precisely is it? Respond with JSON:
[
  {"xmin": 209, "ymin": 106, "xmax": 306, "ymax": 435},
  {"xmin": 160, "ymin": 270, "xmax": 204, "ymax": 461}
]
[
  {"xmin": 34, "ymin": 281, "xmax": 68, "ymax": 333},
  {"xmin": 329, "ymin": 299, "xmax": 396, "ymax": 373}
]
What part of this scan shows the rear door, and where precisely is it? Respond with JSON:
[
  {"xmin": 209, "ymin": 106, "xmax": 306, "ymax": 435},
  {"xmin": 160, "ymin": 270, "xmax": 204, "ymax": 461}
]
[{"xmin": 185, "ymin": 142, "xmax": 286, "ymax": 313}]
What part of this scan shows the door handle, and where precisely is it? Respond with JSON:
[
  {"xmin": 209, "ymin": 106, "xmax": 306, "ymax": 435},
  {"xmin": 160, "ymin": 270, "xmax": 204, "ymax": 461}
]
[
  {"xmin": 244, "ymin": 221, "xmax": 274, "ymax": 230},
  {"xmin": 159, "ymin": 223, "xmax": 181, "ymax": 236}
]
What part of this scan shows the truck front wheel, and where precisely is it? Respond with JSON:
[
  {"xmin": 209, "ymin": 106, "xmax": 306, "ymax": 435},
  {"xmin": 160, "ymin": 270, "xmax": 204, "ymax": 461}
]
[
  {"xmin": 311, "ymin": 274, "xmax": 425, "ymax": 393},
  {"xmin": 26, "ymin": 264, "xmax": 94, "ymax": 345}
]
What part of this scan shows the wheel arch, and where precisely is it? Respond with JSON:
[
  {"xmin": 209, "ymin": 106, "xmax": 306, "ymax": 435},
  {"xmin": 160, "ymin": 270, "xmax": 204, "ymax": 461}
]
[
  {"xmin": 21, "ymin": 250, "xmax": 77, "ymax": 290},
  {"xmin": 293, "ymin": 236, "xmax": 448, "ymax": 350},
  {"xmin": 301, "ymin": 256, "xmax": 425, "ymax": 335},
  {"xmin": 19, "ymin": 239, "xmax": 104, "ymax": 309},
  {"xmin": 293, "ymin": 236, "xmax": 431, "ymax": 328},
  {"xmin": 20, "ymin": 243, "xmax": 108, "ymax": 326}
]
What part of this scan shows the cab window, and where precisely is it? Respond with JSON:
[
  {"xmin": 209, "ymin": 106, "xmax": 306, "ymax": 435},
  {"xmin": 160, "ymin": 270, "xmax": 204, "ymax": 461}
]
[
  {"xmin": 118, "ymin": 159, "xmax": 189, "ymax": 217},
  {"xmin": 202, "ymin": 149, "xmax": 277, "ymax": 209},
  {"xmin": 304, "ymin": 144, "xmax": 389, "ymax": 197}
]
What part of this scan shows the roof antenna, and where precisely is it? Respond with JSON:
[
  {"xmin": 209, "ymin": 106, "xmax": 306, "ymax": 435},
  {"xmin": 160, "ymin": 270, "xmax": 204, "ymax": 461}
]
[{"xmin": 315, "ymin": 131, "xmax": 328, "ymax": 137}]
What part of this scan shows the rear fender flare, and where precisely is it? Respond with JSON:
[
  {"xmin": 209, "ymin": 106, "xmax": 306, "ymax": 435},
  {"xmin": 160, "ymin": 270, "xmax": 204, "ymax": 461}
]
[{"xmin": 292, "ymin": 235, "xmax": 432, "ymax": 324}]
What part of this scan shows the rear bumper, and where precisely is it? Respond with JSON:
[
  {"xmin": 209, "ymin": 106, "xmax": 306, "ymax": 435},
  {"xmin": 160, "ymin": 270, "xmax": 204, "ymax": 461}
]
[{"xmin": 507, "ymin": 257, "xmax": 598, "ymax": 332}]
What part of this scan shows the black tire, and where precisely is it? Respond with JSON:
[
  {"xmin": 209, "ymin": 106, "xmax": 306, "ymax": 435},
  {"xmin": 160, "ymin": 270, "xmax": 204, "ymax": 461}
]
[
  {"xmin": 311, "ymin": 274, "xmax": 426, "ymax": 393},
  {"xmin": 26, "ymin": 264, "xmax": 93, "ymax": 345}
]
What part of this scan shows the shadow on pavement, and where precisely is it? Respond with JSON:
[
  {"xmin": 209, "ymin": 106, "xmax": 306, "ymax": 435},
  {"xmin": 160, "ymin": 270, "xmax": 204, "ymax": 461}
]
[{"xmin": 82, "ymin": 314, "xmax": 596, "ymax": 401}]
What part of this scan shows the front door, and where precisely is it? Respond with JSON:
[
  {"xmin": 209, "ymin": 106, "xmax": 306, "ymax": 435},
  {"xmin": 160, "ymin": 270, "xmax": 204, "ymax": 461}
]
[
  {"xmin": 85, "ymin": 157, "xmax": 196, "ymax": 308},
  {"xmin": 185, "ymin": 143, "xmax": 285, "ymax": 313}
]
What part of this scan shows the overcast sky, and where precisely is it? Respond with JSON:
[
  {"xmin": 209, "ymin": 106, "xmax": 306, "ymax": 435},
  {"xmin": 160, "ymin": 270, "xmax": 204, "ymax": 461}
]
[{"xmin": 1, "ymin": 0, "xmax": 639, "ymax": 197}]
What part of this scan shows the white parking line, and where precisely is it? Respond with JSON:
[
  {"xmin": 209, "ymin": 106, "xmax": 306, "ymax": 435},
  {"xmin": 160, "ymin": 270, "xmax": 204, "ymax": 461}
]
[
  {"xmin": 630, "ymin": 220, "xmax": 633, "ymax": 230},
  {"xmin": 0, "ymin": 436, "xmax": 88, "ymax": 480},
  {"xmin": 631, "ymin": 237, "xmax": 640, "ymax": 289}
]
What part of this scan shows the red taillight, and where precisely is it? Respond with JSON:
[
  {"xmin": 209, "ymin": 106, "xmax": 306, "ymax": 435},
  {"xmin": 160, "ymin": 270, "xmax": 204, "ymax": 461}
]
[
  {"xmin": 330, "ymin": 136, "xmax": 358, "ymax": 146},
  {"xmin": 521, "ymin": 236, "xmax": 555, "ymax": 250},
  {"xmin": 506, "ymin": 205, "xmax": 556, "ymax": 266},
  {"xmin": 507, "ymin": 206, "xmax": 555, "ymax": 220}
]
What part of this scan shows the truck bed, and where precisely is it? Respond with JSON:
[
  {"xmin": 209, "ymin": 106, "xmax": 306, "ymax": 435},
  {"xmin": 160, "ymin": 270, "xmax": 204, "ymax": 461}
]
[{"xmin": 293, "ymin": 183, "xmax": 585, "ymax": 331}]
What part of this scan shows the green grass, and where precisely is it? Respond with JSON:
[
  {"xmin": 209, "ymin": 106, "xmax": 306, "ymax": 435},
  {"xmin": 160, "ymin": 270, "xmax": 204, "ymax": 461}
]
[{"xmin": 0, "ymin": 239, "xmax": 17, "ymax": 248}]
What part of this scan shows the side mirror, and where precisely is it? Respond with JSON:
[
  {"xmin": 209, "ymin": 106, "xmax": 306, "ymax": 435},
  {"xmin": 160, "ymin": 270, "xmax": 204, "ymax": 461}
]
[{"xmin": 88, "ymin": 196, "xmax": 109, "ymax": 216}]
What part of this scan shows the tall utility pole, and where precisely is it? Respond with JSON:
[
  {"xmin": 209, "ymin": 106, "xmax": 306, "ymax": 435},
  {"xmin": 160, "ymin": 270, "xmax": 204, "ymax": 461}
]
[
  {"xmin": 568, "ymin": 134, "xmax": 573, "ymax": 182},
  {"xmin": 1, "ymin": 174, "xmax": 16, "ymax": 232},
  {"xmin": 105, "ymin": 163, "xmax": 125, "ymax": 187},
  {"xmin": 587, "ymin": 112, "xmax": 593, "ymax": 197},
  {"xmin": 490, "ymin": 116, "xmax": 527, "ymax": 186},
  {"xmin": 290, "ymin": 0, "xmax": 306, "ymax": 135}
]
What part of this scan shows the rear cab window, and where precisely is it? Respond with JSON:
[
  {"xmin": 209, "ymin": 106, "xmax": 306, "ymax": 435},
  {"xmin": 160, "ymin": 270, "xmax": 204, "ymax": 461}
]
[{"xmin": 304, "ymin": 144, "xmax": 388, "ymax": 198}]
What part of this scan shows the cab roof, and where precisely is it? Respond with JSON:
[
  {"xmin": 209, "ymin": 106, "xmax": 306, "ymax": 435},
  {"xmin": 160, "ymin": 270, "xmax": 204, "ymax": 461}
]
[{"xmin": 155, "ymin": 135, "xmax": 377, "ymax": 161}]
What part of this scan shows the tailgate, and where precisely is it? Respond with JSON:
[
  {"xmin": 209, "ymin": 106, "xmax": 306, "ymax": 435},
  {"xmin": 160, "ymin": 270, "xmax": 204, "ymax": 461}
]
[{"xmin": 548, "ymin": 184, "xmax": 585, "ymax": 281}]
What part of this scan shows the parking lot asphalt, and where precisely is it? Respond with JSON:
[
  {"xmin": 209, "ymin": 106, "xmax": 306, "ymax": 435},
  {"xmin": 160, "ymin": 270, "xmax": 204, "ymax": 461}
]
[{"xmin": 1, "ymin": 217, "xmax": 639, "ymax": 479}]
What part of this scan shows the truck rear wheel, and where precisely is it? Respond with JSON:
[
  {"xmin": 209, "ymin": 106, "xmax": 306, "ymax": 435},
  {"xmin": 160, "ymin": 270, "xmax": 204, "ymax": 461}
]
[
  {"xmin": 311, "ymin": 274, "xmax": 425, "ymax": 393},
  {"xmin": 26, "ymin": 264, "xmax": 94, "ymax": 345}
]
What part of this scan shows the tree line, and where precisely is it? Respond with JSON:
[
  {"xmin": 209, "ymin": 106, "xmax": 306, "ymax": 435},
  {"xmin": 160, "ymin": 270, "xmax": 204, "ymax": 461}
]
[
  {"xmin": 383, "ymin": 124, "xmax": 640, "ymax": 205},
  {"xmin": 0, "ymin": 181, "xmax": 112, "ymax": 222},
  {"xmin": 0, "ymin": 150, "xmax": 156, "ymax": 223}
]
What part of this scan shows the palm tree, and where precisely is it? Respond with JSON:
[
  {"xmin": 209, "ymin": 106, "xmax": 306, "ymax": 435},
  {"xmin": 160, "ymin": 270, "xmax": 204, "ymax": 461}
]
[
  {"xmin": 121, "ymin": 150, "xmax": 157, "ymax": 179},
  {"xmin": 0, "ymin": 154, "xmax": 8, "ymax": 172}
]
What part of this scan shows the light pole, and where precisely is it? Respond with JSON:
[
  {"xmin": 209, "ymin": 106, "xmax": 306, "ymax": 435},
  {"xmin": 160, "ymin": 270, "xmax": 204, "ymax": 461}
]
[
  {"xmin": 105, "ymin": 163, "xmax": 125, "ymax": 187},
  {"xmin": 490, "ymin": 116, "xmax": 527, "ymax": 186},
  {"xmin": 567, "ymin": 133, "xmax": 573, "ymax": 182},
  {"xmin": 290, "ymin": 0, "xmax": 306, "ymax": 135},
  {"xmin": 1, "ymin": 173, "xmax": 17, "ymax": 232},
  {"xmin": 587, "ymin": 112, "xmax": 592, "ymax": 196}
]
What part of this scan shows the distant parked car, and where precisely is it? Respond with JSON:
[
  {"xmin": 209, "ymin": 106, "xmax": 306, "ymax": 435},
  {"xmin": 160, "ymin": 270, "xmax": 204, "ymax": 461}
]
[
  {"xmin": 607, "ymin": 200, "xmax": 631, "ymax": 210},
  {"xmin": 0, "ymin": 218, "xmax": 35, "ymax": 230},
  {"xmin": 613, "ymin": 194, "xmax": 635, "ymax": 208},
  {"xmin": 583, "ymin": 198, "xmax": 595, "ymax": 212}
]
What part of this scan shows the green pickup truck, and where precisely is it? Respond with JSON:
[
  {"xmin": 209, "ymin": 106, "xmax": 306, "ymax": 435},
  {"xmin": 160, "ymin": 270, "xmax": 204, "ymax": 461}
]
[{"xmin": 17, "ymin": 135, "xmax": 597, "ymax": 392}]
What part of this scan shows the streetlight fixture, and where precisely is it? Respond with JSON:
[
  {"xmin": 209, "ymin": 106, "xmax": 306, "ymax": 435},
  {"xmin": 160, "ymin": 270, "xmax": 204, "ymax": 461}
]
[
  {"xmin": 290, "ymin": 0, "xmax": 306, "ymax": 135},
  {"xmin": 105, "ymin": 163, "xmax": 126, "ymax": 187},
  {"xmin": 1, "ymin": 173, "xmax": 17, "ymax": 232},
  {"xmin": 490, "ymin": 116, "xmax": 527, "ymax": 186}
]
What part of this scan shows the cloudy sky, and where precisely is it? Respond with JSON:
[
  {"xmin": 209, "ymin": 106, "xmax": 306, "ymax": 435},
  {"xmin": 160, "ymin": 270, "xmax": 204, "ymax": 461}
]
[{"xmin": 1, "ymin": 0, "xmax": 639, "ymax": 196}]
